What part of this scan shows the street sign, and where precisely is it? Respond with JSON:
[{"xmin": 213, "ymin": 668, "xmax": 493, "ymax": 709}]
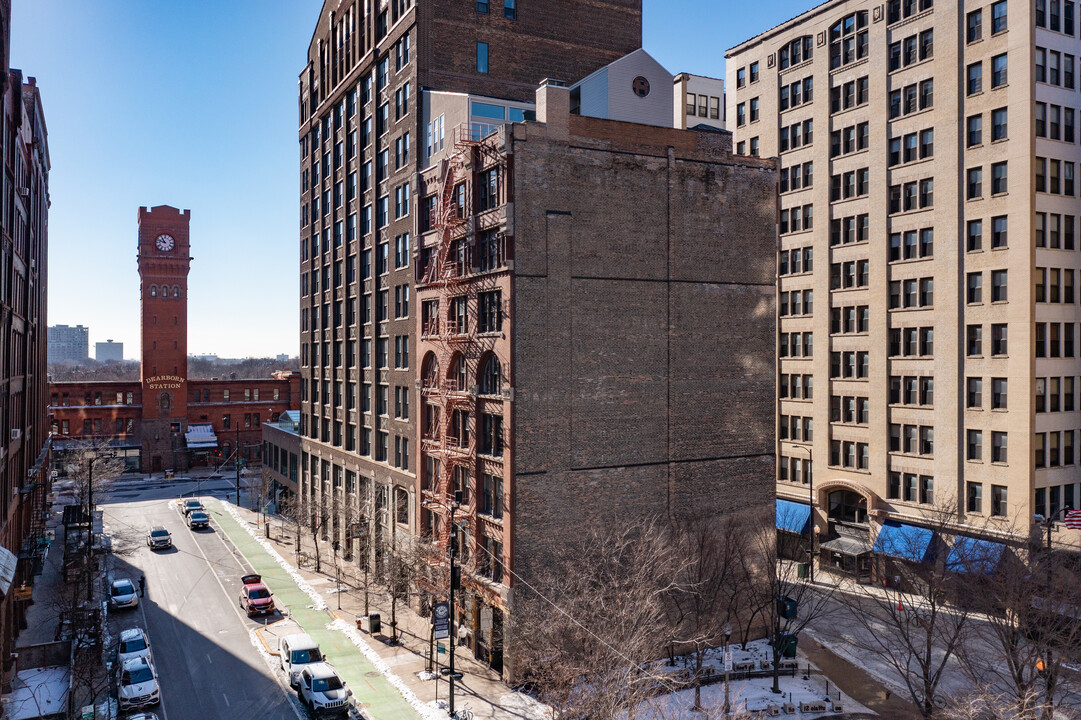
[
  {"xmin": 436, "ymin": 642, "xmax": 446, "ymax": 655},
  {"xmin": 724, "ymin": 648, "xmax": 733, "ymax": 673},
  {"xmin": 433, "ymin": 601, "xmax": 450, "ymax": 640}
]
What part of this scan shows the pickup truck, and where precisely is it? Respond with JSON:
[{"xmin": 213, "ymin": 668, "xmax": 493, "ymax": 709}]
[
  {"xmin": 175, "ymin": 498, "xmax": 205, "ymax": 517},
  {"xmin": 239, "ymin": 574, "xmax": 275, "ymax": 616}
]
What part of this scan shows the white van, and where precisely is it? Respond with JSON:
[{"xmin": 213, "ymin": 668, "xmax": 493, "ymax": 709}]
[{"xmin": 279, "ymin": 633, "xmax": 323, "ymax": 688}]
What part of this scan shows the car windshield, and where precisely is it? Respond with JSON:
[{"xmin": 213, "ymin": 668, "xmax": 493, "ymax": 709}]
[
  {"xmin": 113, "ymin": 582, "xmax": 134, "ymax": 596},
  {"xmin": 123, "ymin": 666, "xmax": 153, "ymax": 685},
  {"xmin": 120, "ymin": 637, "xmax": 147, "ymax": 653},
  {"xmin": 191, "ymin": 513, "xmax": 207, "ymax": 520},
  {"xmin": 293, "ymin": 649, "xmax": 322, "ymax": 664},
  {"xmin": 313, "ymin": 676, "xmax": 343, "ymax": 692},
  {"xmin": 150, "ymin": 530, "xmax": 169, "ymax": 538},
  {"xmin": 248, "ymin": 588, "xmax": 270, "ymax": 599}
]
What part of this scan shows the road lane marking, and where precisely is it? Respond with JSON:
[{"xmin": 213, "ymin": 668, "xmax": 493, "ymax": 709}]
[
  {"xmin": 206, "ymin": 653, "xmax": 212, "ymax": 664},
  {"xmin": 223, "ymin": 693, "xmax": 230, "ymax": 706}
]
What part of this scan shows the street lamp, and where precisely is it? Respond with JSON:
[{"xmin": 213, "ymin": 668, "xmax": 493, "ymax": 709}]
[
  {"xmin": 723, "ymin": 623, "xmax": 732, "ymax": 719},
  {"xmin": 792, "ymin": 444, "xmax": 815, "ymax": 582},
  {"xmin": 422, "ymin": 491, "xmax": 463, "ymax": 718}
]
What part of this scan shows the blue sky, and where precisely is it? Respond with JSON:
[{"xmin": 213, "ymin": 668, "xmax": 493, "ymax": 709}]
[{"xmin": 12, "ymin": 0, "xmax": 807, "ymax": 359}]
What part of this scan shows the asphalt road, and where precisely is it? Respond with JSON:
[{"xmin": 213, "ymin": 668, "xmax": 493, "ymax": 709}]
[{"xmin": 100, "ymin": 479, "xmax": 303, "ymax": 720}]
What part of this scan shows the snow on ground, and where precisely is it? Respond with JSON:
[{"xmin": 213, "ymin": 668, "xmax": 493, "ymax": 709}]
[
  {"xmin": 633, "ymin": 640, "xmax": 869, "ymax": 720},
  {"xmin": 6, "ymin": 666, "xmax": 70, "ymax": 720}
]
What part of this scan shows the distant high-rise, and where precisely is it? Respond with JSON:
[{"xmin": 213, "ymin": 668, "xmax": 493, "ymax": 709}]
[
  {"xmin": 47, "ymin": 324, "xmax": 88, "ymax": 363},
  {"xmin": 95, "ymin": 339, "xmax": 123, "ymax": 362}
]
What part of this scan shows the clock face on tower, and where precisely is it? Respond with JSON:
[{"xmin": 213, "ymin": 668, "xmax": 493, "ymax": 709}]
[{"xmin": 155, "ymin": 233, "xmax": 175, "ymax": 252}]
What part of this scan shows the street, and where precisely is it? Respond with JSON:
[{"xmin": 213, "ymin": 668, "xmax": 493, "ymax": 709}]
[{"xmin": 100, "ymin": 476, "xmax": 302, "ymax": 720}]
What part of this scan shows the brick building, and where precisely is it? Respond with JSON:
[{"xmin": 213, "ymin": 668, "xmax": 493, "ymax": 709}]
[
  {"xmin": 49, "ymin": 206, "xmax": 300, "ymax": 474},
  {"xmin": 414, "ymin": 81, "xmax": 776, "ymax": 673},
  {"xmin": 0, "ymin": 0, "xmax": 55, "ymax": 691},
  {"xmin": 299, "ymin": 0, "xmax": 775, "ymax": 678}
]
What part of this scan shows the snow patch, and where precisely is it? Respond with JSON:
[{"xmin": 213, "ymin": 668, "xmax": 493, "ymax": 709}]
[{"xmin": 328, "ymin": 618, "xmax": 445, "ymax": 720}]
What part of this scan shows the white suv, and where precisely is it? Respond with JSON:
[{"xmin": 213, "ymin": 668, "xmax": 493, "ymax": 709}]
[
  {"xmin": 117, "ymin": 627, "xmax": 152, "ymax": 665},
  {"xmin": 117, "ymin": 656, "xmax": 160, "ymax": 711},
  {"xmin": 296, "ymin": 662, "xmax": 351, "ymax": 717}
]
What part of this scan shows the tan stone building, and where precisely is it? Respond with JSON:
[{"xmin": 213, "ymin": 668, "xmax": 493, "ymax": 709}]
[{"xmin": 727, "ymin": 0, "xmax": 1081, "ymax": 573}]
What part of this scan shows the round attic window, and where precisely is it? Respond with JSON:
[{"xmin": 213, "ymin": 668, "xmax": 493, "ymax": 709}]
[{"xmin": 632, "ymin": 76, "xmax": 650, "ymax": 98}]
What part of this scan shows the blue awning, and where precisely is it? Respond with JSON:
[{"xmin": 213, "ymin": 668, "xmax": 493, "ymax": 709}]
[
  {"xmin": 873, "ymin": 521, "xmax": 935, "ymax": 563},
  {"xmin": 776, "ymin": 499, "xmax": 811, "ymax": 534},
  {"xmin": 946, "ymin": 536, "xmax": 1007, "ymax": 574}
]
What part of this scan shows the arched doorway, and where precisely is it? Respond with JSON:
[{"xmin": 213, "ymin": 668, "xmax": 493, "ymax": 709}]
[{"xmin": 819, "ymin": 485, "xmax": 874, "ymax": 581}]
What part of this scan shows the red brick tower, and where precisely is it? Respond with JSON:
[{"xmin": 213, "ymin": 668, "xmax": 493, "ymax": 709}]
[{"xmin": 137, "ymin": 205, "xmax": 191, "ymax": 472}]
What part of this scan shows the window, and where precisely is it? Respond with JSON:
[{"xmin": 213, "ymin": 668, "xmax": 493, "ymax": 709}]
[
  {"xmin": 967, "ymin": 377, "xmax": 982, "ymax": 408},
  {"xmin": 967, "ymin": 220, "xmax": 982, "ymax": 251},
  {"xmin": 481, "ymin": 473, "xmax": 504, "ymax": 518},
  {"xmin": 991, "ymin": 1, "xmax": 1007, "ymax": 33},
  {"xmin": 967, "ymin": 8, "xmax": 982, "ymax": 42},
  {"xmin": 991, "ymin": 323, "xmax": 1008, "ymax": 355},
  {"xmin": 967, "ymin": 482, "xmax": 983, "ymax": 513},
  {"xmin": 967, "ymin": 324, "xmax": 983, "ymax": 356},
  {"xmin": 967, "ymin": 62, "xmax": 982, "ymax": 95},
  {"xmin": 477, "ymin": 0, "xmax": 488, "ymax": 11},
  {"xmin": 991, "ymin": 216, "xmax": 1007, "ymax": 247},
  {"xmin": 991, "ymin": 54, "xmax": 1007, "ymax": 87},
  {"xmin": 991, "ymin": 378, "xmax": 1007, "ymax": 409},
  {"xmin": 828, "ymin": 13, "xmax": 868, "ymax": 70},
  {"xmin": 991, "ymin": 162, "xmax": 1007, "ymax": 194},
  {"xmin": 476, "ymin": 42, "xmax": 488, "ymax": 73},
  {"xmin": 478, "ymin": 290, "xmax": 502, "ymax": 333},
  {"xmin": 750, "ymin": 61, "xmax": 759, "ymax": 82},
  {"xmin": 991, "ymin": 486, "xmax": 1007, "ymax": 517},
  {"xmin": 968, "ymin": 430, "xmax": 983, "ymax": 461},
  {"xmin": 478, "ymin": 167, "xmax": 499, "ymax": 211},
  {"xmin": 967, "ymin": 167, "xmax": 983, "ymax": 199},
  {"xmin": 504, "ymin": 0, "xmax": 516, "ymax": 19},
  {"xmin": 736, "ymin": 68, "xmax": 746, "ymax": 88},
  {"xmin": 991, "ymin": 107, "xmax": 1007, "ymax": 141},
  {"xmin": 991, "ymin": 431, "xmax": 1007, "ymax": 463},
  {"xmin": 991, "ymin": 269, "xmax": 1007, "ymax": 302},
  {"xmin": 967, "ymin": 272, "xmax": 982, "ymax": 304}
]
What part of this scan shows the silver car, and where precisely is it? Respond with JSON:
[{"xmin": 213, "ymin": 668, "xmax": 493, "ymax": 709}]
[
  {"xmin": 146, "ymin": 526, "xmax": 172, "ymax": 550},
  {"xmin": 109, "ymin": 579, "xmax": 139, "ymax": 610}
]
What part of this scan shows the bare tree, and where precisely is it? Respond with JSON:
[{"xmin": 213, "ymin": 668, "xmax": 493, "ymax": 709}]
[
  {"xmin": 665, "ymin": 511, "xmax": 752, "ymax": 711},
  {"xmin": 510, "ymin": 517, "xmax": 683, "ymax": 720},
  {"xmin": 739, "ymin": 506, "xmax": 836, "ymax": 695},
  {"xmin": 842, "ymin": 505, "xmax": 972, "ymax": 719}
]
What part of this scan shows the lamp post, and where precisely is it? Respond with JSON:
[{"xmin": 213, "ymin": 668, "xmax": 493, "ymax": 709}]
[
  {"xmin": 723, "ymin": 623, "xmax": 732, "ymax": 719},
  {"xmin": 793, "ymin": 444, "xmax": 815, "ymax": 582},
  {"xmin": 235, "ymin": 424, "xmax": 241, "ymax": 507},
  {"xmin": 423, "ymin": 492, "xmax": 463, "ymax": 718},
  {"xmin": 1037, "ymin": 506, "xmax": 1071, "ymax": 714}
]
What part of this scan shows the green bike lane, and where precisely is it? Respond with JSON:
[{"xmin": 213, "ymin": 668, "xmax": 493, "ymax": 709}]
[{"xmin": 207, "ymin": 500, "xmax": 423, "ymax": 720}]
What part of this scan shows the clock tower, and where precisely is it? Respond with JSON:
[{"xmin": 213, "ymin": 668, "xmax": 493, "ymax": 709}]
[{"xmin": 137, "ymin": 205, "xmax": 192, "ymax": 472}]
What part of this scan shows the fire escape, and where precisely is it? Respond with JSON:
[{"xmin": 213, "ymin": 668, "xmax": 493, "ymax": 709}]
[{"xmin": 420, "ymin": 124, "xmax": 507, "ymax": 558}]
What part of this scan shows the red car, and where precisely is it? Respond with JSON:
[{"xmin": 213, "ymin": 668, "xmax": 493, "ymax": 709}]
[{"xmin": 238, "ymin": 574, "xmax": 275, "ymax": 616}]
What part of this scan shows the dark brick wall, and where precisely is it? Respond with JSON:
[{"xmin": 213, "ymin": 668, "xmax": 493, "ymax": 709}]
[
  {"xmin": 509, "ymin": 117, "xmax": 777, "ymax": 583},
  {"xmin": 420, "ymin": 0, "xmax": 642, "ymax": 102}
]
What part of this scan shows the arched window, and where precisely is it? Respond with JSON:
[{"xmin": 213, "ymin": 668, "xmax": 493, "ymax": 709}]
[
  {"xmin": 450, "ymin": 353, "xmax": 467, "ymax": 393},
  {"xmin": 173, "ymin": 285, "xmax": 181, "ymax": 298},
  {"xmin": 829, "ymin": 12, "xmax": 869, "ymax": 70},
  {"xmin": 149, "ymin": 285, "xmax": 158, "ymax": 298},
  {"xmin": 422, "ymin": 353, "xmax": 439, "ymax": 391},
  {"xmin": 779, "ymin": 35, "xmax": 813, "ymax": 70},
  {"xmin": 479, "ymin": 354, "xmax": 502, "ymax": 396},
  {"xmin": 827, "ymin": 490, "xmax": 868, "ymax": 524}
]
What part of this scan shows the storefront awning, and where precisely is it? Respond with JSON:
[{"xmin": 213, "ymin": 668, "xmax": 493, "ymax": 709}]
[
  {"xmin": 185, "ymin": 423, "xmax": 218, "ymax": 449},
  {"xmin": 873, "ymin": 521, "xmax": 935, "ymax": 563},
  {"xmin": 776, "ymin": 499, "xmax": 811, "ymax": 534},
  {"xmin": 819, "ymin": 535, "xmax": 872, "ymax": 557},
  {"xmin": 946, "ymin": 536, "xmax": 1007, "ymax": 574}
]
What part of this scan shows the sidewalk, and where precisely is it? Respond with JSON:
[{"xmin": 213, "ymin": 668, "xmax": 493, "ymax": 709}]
[{"xmin": 210, "ymin": 499, "xmax": 545, "ymax": 720}]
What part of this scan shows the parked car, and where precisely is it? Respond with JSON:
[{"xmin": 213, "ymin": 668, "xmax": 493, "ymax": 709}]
[
  {"xmin": 109, "ymin": 578, "xmax": 139, "ymax": 610},
  {"xmin": 117, "ymin": 627, "xmax": 152, "ymax": 665},
  {"xmin": 296, "ymin": 662, "xmax": 351, "ymax": 717},
  {"xmin": 117, "ymin": 656, "xmax": 160, "ymax": 711},
  {"xmin": 239, "ymin": 574, "xmax": 275, "ymax": 616},
  {"xmin": 175, "ymin": 498, "xmax": 205, "ymax": 517},
  {"xmin": 146, "ymin": 526, "xmax": 172, "ymax": 550},
  {"xmin": 188, "ymin": 511, "xmax": 210, "ymax": 530},
  {"xmin": 279, "ymin": 633, "xmax": 322, "ymax": 688}
]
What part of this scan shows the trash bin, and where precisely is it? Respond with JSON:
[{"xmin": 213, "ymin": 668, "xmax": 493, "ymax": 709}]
[
  {"xmin": 797, "ymin": 562, "xmax": 810, "ymax": 579},
  {"xmin": 779, "ymin": 633, "xmax": 798, "ymax": 658},
  {"xmin": 777, "ymin": 595, "xmax": 798, "ymax": 619},
  {"xmin": 367, "ymin": 613, "xmax": 381, "ymax": 634},
  {"xmin": 264, "ymin": 523, "xmax": 270, "ymax": 539}
]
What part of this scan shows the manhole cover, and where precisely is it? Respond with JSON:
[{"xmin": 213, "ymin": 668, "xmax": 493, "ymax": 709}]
[{"xmin": 365, "ymin": 671, "xmax": 380, "ymax": 677}]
